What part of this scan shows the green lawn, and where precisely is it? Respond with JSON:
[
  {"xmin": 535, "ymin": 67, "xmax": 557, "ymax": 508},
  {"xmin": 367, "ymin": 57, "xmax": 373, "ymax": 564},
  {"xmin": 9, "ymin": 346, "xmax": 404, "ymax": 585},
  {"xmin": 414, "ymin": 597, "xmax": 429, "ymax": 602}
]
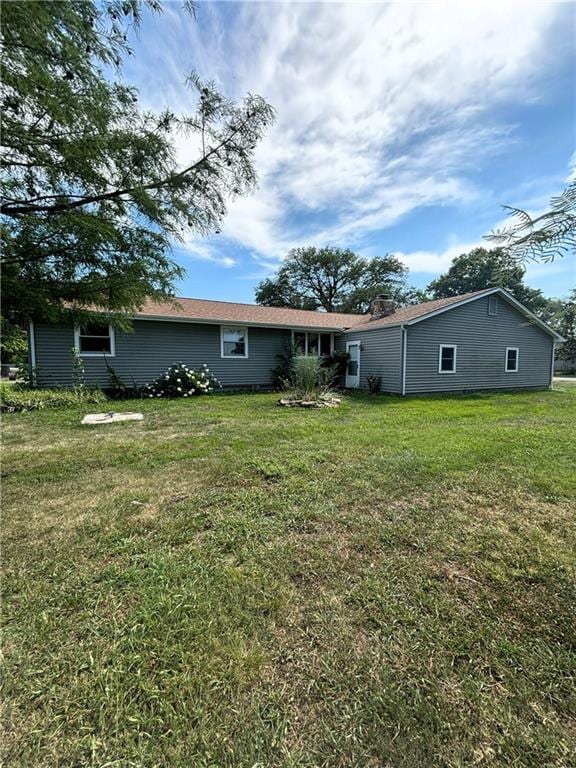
[{"xmin": 3, "ymin": 385, "xmax": 576, "ymax": 767}]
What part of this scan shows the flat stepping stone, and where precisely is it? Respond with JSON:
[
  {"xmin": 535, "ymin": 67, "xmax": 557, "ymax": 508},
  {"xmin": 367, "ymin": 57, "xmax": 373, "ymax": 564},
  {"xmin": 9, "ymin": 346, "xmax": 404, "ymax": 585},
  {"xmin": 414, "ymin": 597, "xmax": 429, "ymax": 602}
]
[{"xmin": 81, "ymin": 412, "xmax": 143, "ymax": 425}]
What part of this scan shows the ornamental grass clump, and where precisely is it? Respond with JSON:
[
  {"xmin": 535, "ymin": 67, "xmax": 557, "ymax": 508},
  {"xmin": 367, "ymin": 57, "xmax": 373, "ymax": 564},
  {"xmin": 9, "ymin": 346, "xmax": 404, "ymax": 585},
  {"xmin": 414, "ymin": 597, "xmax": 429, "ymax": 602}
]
[
  {"xmin": 290, "ymin": 355, "xmax": 330, "ymax": 399},
  {"xmin": 145, "ymin": 363, "xmax": 221, "ymax": 398},
  {"xmin": 279, "ymin": 355, "xmax": 341, "ymax": 407}
]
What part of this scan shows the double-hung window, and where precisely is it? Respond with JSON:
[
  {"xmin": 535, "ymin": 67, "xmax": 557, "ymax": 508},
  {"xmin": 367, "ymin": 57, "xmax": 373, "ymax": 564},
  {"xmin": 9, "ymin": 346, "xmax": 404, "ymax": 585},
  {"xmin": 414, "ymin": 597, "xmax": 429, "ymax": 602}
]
[
  {"xmin": 221, "ymin": 326, "xmax": 248, "ymax": 358},
  {"xmin": 438, "ymin": 344, "xmax": 457, "ymax": 374},
  {"xmin": 293, "ymin": 331, "xmax": 333, "ymax": 356},
  {"xmin": 75, "ymin": 323, "xmax": 115, "ymax": 356},
  {"xmin": 505, "ymin": 347, "xmax": 519, "ymax": 372}
]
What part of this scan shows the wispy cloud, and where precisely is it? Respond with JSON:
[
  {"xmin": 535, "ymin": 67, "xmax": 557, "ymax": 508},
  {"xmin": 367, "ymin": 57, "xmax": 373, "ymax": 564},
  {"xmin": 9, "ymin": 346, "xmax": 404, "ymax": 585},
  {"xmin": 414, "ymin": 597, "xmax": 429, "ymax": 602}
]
[
  {"xmin": 179, "ymin": 239, "xmax": 236, "ymax": 269},
  {"xmin": 129, "ymin": 1, "xmax": 570, "ymax": 278}
]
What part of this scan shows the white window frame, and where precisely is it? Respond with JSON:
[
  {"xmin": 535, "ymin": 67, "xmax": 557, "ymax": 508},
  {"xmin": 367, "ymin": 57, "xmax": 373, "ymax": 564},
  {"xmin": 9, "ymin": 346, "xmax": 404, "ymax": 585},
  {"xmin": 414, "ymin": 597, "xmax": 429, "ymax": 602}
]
[
  {"xmin": 438, "ymin": 344, "xmax": 457, "ymax": 374},
  {"xmin": 488, "ymin": 295, "xmax": 499, "ymax": 316},
  {"xmin": 505, "ymin": 346, "xmax": 519, "ymax": 373},
  {"xmin": 220, "ymin": 325, "xmax": 249, "ymax": 359},
  {"xmin": 74, "ymin": 323, "xmax": 115, "ymax": 357},
  {"xmin": 291, "ymin": 330, "xmax": 334, "ymax": 356}
]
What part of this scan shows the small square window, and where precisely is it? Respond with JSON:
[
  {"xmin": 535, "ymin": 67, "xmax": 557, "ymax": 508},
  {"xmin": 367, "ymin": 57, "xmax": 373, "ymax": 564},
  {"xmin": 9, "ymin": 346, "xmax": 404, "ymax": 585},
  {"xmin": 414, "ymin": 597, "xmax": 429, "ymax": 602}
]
[
  {"xmin": 439, "ymin": 344, "xmax": 457, "ymax": 373},
  {"xmin": 505, "ymin": 347, "xmax": 519, "ymax": 372},
  {"xmin": 76, "ymin": 323, "xmax": 114, "ymax": 355},
  {"xmin": 221, "ymin": 326, "xmax": 248, "ymax": 358}
]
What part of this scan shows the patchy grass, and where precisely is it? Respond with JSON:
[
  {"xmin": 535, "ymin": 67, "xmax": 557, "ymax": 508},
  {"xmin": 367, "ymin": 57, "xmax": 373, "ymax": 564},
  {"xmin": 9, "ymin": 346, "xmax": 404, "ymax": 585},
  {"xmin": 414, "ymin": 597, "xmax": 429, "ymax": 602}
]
[{"xmin": 2, "ymin": 388, "xmax": 575, "ymax": 767}]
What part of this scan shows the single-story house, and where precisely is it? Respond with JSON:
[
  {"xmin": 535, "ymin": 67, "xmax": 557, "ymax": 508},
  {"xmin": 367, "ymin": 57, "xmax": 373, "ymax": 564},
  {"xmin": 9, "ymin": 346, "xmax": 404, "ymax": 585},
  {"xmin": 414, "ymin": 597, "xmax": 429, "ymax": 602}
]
[{"xmin": 29, "ymin": 287, "xmax": 564, "ymax": 394}]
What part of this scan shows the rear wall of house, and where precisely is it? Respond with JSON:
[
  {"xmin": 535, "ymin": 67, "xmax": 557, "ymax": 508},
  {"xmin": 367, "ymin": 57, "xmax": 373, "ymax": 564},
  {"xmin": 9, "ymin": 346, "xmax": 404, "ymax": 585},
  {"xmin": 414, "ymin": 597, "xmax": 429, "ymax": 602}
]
[
  {"xmin": 335, "ymin": 326, "xmax": 403, "ymax": 393},
  {"xmin": 33, "ymin": 320, "xmax": 292, "ymax": 389},
  {"xmin": 404, "ymin": 295, "xmax": 553, "ymax": 394}
]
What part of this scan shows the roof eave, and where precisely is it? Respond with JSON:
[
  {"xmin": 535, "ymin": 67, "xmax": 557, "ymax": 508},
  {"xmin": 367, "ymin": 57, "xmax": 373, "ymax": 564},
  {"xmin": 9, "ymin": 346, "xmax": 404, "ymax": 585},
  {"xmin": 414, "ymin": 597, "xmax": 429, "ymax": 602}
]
[
  {"xmin": 343, "ymin": 320, "xmax": 404, "ymax": 333},
  {"xmin": 134, "ymin": 313, "xmax": 349, "ymax": 333},
  {"xmin": 402, "ymin": 287, "xmax": 564, "ymax": 342}
]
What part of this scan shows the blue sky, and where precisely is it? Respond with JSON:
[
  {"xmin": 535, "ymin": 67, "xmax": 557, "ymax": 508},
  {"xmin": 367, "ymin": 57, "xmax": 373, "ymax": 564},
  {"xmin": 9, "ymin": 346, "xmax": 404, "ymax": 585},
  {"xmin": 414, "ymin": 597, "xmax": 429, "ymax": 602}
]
[{"xmin": 123, "ymin": 1, "xmax": 575, "ymax": 301}]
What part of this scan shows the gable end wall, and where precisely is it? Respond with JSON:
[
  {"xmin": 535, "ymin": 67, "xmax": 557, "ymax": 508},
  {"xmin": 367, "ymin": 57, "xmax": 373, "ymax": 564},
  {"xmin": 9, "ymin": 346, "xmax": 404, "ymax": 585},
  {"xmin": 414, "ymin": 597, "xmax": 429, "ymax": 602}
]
[{"xmin": 404, "ymin": 295, "xmax": 553, "ymax": 393}]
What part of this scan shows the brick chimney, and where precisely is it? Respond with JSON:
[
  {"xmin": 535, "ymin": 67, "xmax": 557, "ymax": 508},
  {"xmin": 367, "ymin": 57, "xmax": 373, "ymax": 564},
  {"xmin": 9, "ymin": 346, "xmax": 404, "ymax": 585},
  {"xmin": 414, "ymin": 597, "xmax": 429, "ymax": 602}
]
[{"xmin": 370, "ymin": 294, "xmax": 396, "ymax": 320}]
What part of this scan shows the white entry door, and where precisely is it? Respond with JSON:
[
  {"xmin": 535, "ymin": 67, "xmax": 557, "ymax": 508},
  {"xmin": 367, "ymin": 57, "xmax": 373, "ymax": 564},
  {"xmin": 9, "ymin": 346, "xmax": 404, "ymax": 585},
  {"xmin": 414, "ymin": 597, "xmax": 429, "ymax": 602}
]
[{"xmin": 345, "ymin": 341, "xmax": 361, "ymax": 388}]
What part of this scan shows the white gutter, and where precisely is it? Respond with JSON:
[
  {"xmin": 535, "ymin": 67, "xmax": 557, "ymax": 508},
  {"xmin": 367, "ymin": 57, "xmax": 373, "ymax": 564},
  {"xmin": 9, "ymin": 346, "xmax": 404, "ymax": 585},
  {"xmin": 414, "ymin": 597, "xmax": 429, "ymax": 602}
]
[
  {"xmin": 550, "ymin": 343, "xmax": 555, "ymax": 388},
  {"xmin": 401, "ymin": 325, "xmax": 407, "ymax": 396}
]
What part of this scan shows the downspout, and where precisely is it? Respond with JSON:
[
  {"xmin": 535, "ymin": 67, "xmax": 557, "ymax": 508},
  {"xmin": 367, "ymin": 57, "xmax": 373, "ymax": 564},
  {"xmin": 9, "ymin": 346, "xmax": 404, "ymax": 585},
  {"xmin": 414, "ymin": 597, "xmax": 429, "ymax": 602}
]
[
  {"xmin": 549, "ymin": 342, "xmax": 555, "ymax": 389},
  {"xmin": 401, "ymin": 325, "xmax": 407, "ymax": 396},
  {"xmin": 28, "ymin": 320, "xmax": 37, "ymax": 386}
]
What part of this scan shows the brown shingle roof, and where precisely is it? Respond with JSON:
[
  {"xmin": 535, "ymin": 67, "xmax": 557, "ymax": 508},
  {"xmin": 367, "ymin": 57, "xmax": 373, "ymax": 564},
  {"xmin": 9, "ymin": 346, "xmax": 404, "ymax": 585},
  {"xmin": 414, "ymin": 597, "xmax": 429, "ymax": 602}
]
[
  {"xmin": 348, "ymin": 290, "xmax": 491, "ymax": 331},
  {"xmin": 137, "ymin": 296, "xmax": 365, "ymax": 330},
  {"xmin": 136, "ymin": 289, "xmax": 493, "ymax": 331}
]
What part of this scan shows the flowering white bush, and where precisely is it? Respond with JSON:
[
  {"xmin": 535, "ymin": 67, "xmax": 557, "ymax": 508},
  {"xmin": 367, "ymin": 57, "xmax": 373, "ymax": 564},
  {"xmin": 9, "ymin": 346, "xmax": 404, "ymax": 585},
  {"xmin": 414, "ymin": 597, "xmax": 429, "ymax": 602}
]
[{"xmin": 145, "ymin": 363, "xmax": 221, "ymax": 398}]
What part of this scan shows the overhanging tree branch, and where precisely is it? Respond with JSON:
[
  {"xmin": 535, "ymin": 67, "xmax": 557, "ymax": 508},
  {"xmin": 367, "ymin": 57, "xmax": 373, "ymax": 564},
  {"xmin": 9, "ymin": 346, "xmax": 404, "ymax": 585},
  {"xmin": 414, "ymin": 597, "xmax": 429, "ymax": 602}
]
[
  {"xmin": 1, "ymin": 112, "xmax": 257, "ymax": 217},
  {"xmin": 1, "ymin": 0, "xmax": 274, "ymax": 326},
  {"xmin": 485, "ymin": 182, "xmax": 576, "ymax": 262}
]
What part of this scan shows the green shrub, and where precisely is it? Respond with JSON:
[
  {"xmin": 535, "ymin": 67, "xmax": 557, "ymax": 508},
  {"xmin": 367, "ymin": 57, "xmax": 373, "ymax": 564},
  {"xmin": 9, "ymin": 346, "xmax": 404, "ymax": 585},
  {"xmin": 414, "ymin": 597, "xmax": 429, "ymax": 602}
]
[
  {"xmin": 273, "ymin": 345, "xmax": 348, "ymax": 390},
  {"xmin": 288, "ymin": 355, "xmax": 333, "ymax": 400},
  {"xmin": 322, "ymin": 350, "xmax": 349, "ymax": 381},
  {"xmin": 104, "ymin": 359, "xmax": 145, "ymax": 399},
  {"xmin": 271, "ymin": 340, "xmax": 300, "ymax": 389},
  {"xmin": 145, "ymin": 363, "xmax": 221, "ymax": 398},
  {"xmin": 0, "ymin": 319, "xmax": 28, "ymax": 368},
  {"xmin": 0, "ymin": 383, "xmax": 107, "ymax": 412},
  {"xmin": 70, "ymin": 347, "xmax": 86, "ymax": 389}
]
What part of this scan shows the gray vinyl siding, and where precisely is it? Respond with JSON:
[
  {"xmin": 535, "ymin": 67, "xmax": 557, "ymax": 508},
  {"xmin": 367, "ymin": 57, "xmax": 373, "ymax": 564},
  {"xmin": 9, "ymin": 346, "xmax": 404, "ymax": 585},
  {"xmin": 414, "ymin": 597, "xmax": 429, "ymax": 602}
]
[
  {"xmin": 33, "ymin": 320, "xmax": 291, "ymax": 388},
  {"xmin": 336, "ymin": 326, "xmax": 403, "ymax": 393},
  {"xmin": 404, "ymin": 295, "xmax": 553, "ymax": 394}
]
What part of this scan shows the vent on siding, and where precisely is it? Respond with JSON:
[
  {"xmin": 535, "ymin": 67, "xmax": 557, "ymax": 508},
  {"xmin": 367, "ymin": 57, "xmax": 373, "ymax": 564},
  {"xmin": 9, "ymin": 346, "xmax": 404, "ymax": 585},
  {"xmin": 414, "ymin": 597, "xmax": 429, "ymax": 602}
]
[{"xmin": 488, "ymin": 295, "xmax": 499, "ymax": 316}]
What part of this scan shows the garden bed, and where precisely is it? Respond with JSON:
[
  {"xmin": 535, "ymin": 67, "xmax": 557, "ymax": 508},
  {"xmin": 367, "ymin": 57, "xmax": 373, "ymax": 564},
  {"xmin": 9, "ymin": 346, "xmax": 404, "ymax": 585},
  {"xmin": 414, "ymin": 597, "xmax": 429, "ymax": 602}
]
[{"xmin": 278, "ymin": 395, "xmax": 342, "ymax": 408}]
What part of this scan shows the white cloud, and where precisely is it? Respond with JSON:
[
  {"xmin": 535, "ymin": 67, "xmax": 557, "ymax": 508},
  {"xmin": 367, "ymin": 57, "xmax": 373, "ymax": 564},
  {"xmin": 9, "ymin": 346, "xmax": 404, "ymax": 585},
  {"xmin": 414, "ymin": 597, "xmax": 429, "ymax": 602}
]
[
  {"xmin": 394, "ymin": 240, "xmax": 486, "ymax": 274},
  {"xmin": 179, "ymin": 239, "xmax": 236, "ymax": 269},
  {"xmin": 568, "ymin": 151, "xmax": 576, "ymax": 183},
  {"xmin": 227, "ymin": 1, "xmax": 560, "ymax": 262},
  {"xmin": 129, "ymin": 1, "xmax": 568, "ymax": 272},
  {"xmin": 395, "ymin": 236, "xmax": 575, "ymax": 289}
]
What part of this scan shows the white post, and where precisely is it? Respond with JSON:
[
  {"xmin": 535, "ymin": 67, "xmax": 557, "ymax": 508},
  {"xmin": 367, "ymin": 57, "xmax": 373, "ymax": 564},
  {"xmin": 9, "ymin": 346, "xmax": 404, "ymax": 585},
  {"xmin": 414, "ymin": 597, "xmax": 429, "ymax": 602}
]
[{"xmin": 28, "ymin": 320, "xmax": 37, "ymax": 386}]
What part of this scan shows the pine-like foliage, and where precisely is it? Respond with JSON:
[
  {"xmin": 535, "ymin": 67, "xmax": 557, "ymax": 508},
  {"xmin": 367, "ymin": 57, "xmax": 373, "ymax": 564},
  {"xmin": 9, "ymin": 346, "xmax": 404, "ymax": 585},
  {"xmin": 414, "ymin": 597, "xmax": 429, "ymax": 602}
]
[
  {"xmin": 1, "ymin": 1, "xmax": 275, "ymax": 327},
  {"xmin": 486, "ymin": 182, "xmax": 576, "ymax": 262}
]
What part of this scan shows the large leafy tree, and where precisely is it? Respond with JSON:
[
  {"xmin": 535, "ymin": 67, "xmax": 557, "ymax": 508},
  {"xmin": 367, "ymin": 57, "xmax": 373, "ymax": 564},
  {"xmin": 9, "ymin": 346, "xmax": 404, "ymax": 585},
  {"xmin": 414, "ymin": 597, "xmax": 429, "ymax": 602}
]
[
  {"xmin": 0, "ymin": 1, "xmax": 274, "ymax": 327},
  {"xmin": 555, "ymin": 289, "xmax": 576, "ymax": 363},
  {"xmin": 426, "ymin": 247, "xmax": 549, "ymax": 314},
  {"xmin": 486, "ymin": 182, "xmax": 576, "ymax": 262},
  {"xmin": 255, "ymin": 246, "xmax": 407, "ymax": 314}
]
